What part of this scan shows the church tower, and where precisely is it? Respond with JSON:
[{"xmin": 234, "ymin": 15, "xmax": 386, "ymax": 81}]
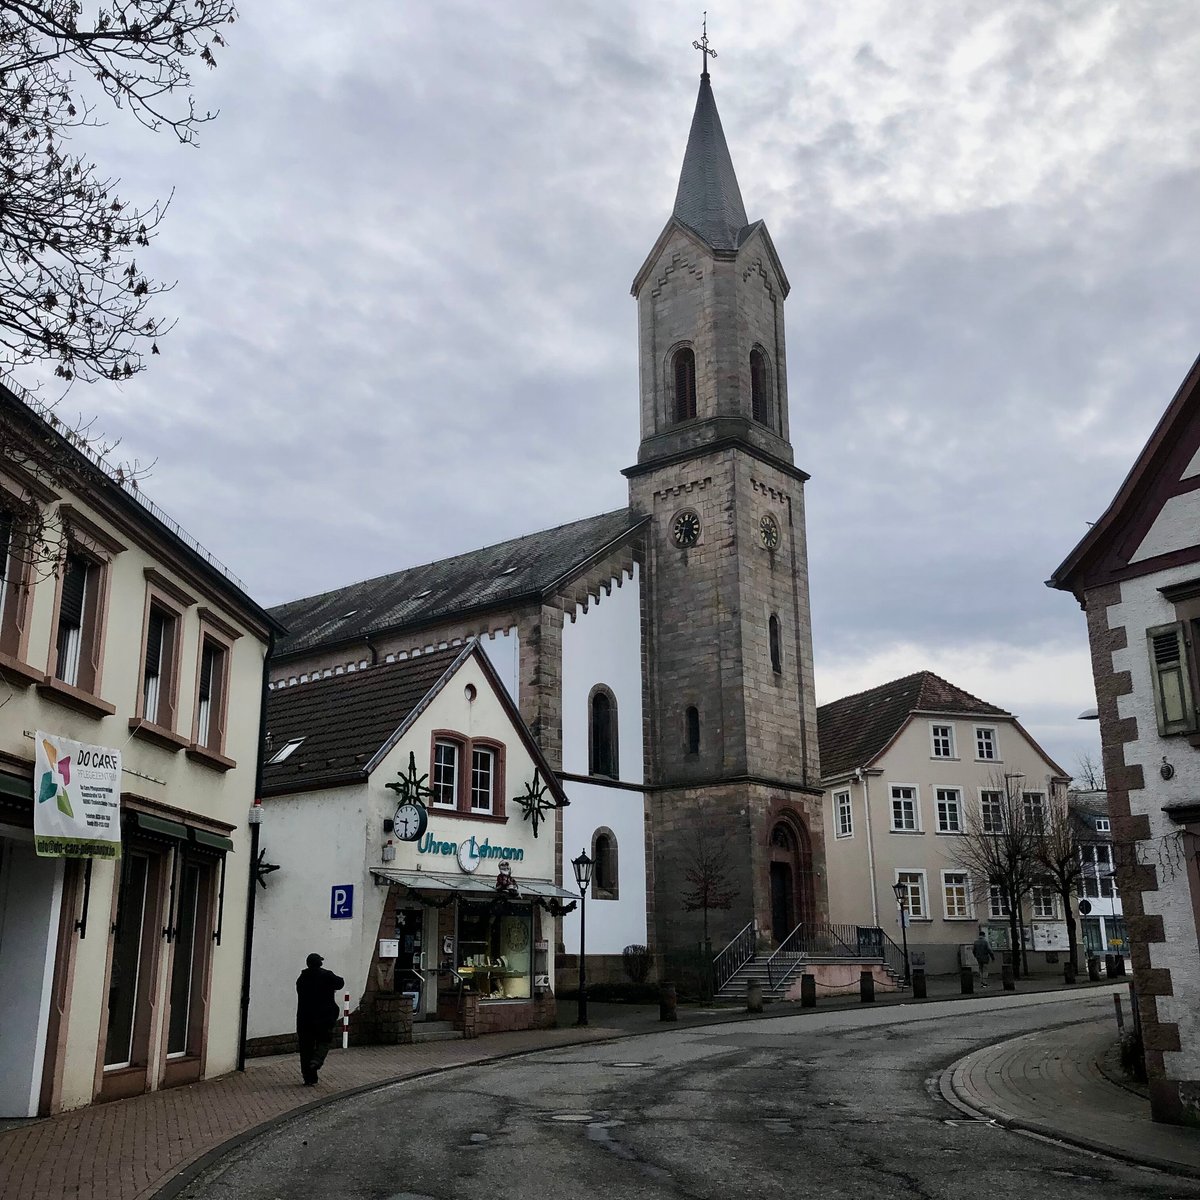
[{"xmin": 626, "ymin": 57, "xmax": 826, "ymax": 957}]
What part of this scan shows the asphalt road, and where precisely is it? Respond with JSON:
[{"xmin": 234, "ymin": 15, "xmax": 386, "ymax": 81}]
[{"xmin": 183, "ymin": 991, "xmax": 1200, "ymax": 1200}]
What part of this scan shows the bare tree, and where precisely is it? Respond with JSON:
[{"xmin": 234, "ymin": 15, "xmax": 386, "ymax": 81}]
[
  {"xmin": 0, "ymin": 2, "xmax": 236, "ymax": 381},
  {"xmin": 681, "ymin": 827, "xmax": 737, "ymax": 951},
  {"xmin": 1073, "ymin": 751, "xmax": 1106, "ymax": 792},
  {"xmin": 957, "ymin": 772, "xmax": 1040, "ymax": 978},
  {"xmin": 1032, "ymin": 785, "xmax": 1085, "ymax": 971}
]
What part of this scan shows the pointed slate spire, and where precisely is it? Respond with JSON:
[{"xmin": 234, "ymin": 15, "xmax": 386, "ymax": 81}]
[{"xmin": 672, "ymin": 73, "xmax": 749, "ymax": 251}]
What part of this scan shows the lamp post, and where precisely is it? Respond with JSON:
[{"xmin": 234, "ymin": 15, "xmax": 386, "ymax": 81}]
[
  {"xmin": 572, "ymin": 848, "xmax": 593, "ymax": 1027},
  {"xmin": 891, "ymin": 880, "xmax": 911, "ymax": 987}
]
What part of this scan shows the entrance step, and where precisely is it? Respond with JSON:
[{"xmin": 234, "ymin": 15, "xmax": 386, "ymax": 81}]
[{"xmin": 412, "ymin": 1020, "xmax": 459, "ymax": 1043}]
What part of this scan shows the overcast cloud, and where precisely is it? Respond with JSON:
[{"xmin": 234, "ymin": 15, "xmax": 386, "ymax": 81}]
[{"xmin": 15, "ymin": 0, "xmax": 1200, "ymax": 776}]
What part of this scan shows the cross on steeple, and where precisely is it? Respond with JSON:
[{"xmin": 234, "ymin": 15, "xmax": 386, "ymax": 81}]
[{"xmin": 693, "ymin": 12, "xmax": 717, "ymax": 78}]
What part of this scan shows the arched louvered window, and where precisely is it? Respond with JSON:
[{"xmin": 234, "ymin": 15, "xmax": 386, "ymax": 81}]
[
  {"xmin": 589, "ymin": 685, "xmax": 619, "ymax": 778},
  {"xmin": 750, "ymin": 346, "xmax": 770, "ymax": 425},
  {"xmin": 592, "ymin": 828, "xmax": 619, "ymax": 899},
  {"xmin": 769, "ymin": 613, "xmax": 782, "ymax": 675},
  {"xmin": 673, "ymin": 347, "xmax": 697, "ymax": 422},
  {"xmin": 686, "ymin": 705, "xmax": 700, "ymax": 755}
]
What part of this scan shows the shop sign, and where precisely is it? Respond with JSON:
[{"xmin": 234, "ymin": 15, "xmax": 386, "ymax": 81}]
[
  {"xmin": 33, "ymin": 731, "xmax": 121, "ymax": 859},
  {"xmin": 417, "ymin": 832, "xmax": 525, "ymax": 872}
]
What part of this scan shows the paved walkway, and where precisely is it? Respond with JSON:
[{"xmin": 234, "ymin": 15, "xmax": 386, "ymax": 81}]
[
  {"xmin": 0, "ymin": 977, "xmax": 1178, "ymax": 1200},
  {"xmin": 944, "ymin": 1018, "xmax": 1200, "ymax": 1177}
]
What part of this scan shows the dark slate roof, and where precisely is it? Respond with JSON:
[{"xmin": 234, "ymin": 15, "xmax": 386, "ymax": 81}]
[
  {"xmin": 271, "ymin": 508, "xmax": 642, "ymax": 659},
  {"xmin": 672, "ymin": 73, "xmax": 750, "ymax": 251},
  {"xmin": 817, "ymin": 671, "xmax": 1011, "ymax": 781},
  {"xmin": 262, "ymin": 645, "xmax": 463, "ymax": 792}
]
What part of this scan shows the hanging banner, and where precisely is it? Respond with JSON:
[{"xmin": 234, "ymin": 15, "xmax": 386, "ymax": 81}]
[{"xmin": 33, "ymin": 731, "xmax": 122, "ymax": 858}]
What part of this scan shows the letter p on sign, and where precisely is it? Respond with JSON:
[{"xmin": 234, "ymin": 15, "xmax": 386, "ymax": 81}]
[{"xmin": 330, "ymin": 884, "xmax": 354, "ymax": 920}]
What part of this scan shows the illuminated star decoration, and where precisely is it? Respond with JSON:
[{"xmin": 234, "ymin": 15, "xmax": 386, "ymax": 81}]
[
  {"xmin": 385, "ymin": 751, "xmax": 433, "ymax": 808},
  {"xmin": 512, "ymin": 769, "xmax": 564, "ymax": 839}
]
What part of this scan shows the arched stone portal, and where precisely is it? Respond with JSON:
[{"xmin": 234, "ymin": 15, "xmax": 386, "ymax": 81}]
[{"xmin": 768, "ymin": 817, "xmax": 815, "ymax": 943}]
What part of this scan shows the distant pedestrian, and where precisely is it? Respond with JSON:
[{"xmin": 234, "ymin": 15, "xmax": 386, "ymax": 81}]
[
  {"xmin": 296, "ymin": 952, "xmax": 344, "ymax": 1086},
  {"xmin": 972, "ymin": 931, "xmax": 994, "ymax": 986}
]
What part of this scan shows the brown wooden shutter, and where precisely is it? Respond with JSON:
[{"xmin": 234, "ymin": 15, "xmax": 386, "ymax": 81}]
[{"xmin": 1147, "ymin": 622, "xmax": 1196, "ymax": 735}]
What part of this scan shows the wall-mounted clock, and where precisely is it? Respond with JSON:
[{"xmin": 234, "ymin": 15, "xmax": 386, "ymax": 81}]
[
  {"xmin": 759, "ymin": 514, "xmax": 780, "ymax": 550},
  {"xmin": 672, "ymin": 510, "xmax": 701, "ymax": 548},
  {"xmin": 393, "ymin": 801, "xmax": 428, "ymax": 843}
]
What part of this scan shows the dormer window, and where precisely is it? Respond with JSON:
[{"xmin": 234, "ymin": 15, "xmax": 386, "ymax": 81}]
[
  {"xmin": 750, "ymin": 346, "xmax": 770, "ymax": 425},
  {"xmin": 672, "ymin": 347, "xmax": 697, "ymax": 422}
]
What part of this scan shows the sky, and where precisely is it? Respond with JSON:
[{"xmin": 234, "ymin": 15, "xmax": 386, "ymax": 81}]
[{"xmin": 14, "ymin": 0, "xmax": 1200, "ymax": 777}]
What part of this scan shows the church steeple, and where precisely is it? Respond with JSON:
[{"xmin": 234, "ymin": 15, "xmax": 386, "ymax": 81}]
[{"xmin": 672, "ymin": 73, "xmax": 749, "ymax": 251}]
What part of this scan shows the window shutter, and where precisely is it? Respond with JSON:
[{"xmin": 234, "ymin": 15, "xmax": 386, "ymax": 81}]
[
  {"xmin": 750, "ymin": 348, "xmax": 768, "ymax": 424},
  {"xmin": 198, "ymin": 642, "xmax": 215, "ymax": 702},
  {"xmin": 144, "ymin": 608, "xmax": 166, "ymax": 678},
  {"xmin": 673, "ymin": 349, "xmax": 696, "ymax": 421},
  {"xmin": 59, "ymin": 554, "xmax": 88, "ymax": 629},
  {"xmin": 1147, "ymin": 622, "xmax": 1196, "ymax": 735},
  {"xmin": 0, "ymin": 510, "xmax": 12, "ymax": 582}
]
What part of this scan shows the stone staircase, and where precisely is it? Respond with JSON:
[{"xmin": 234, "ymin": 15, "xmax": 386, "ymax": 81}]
[
  {"xmin": 714, "ymin": 952, "xmax": 905, "ymax": 1002},
  {"xmin": 412, "ymin": 1019, "xmax": 459, "ymax": 1043}
]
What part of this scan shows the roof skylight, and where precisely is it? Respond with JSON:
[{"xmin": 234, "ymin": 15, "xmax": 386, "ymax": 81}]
[{"xmin": 269, "ymin": 737, "xmax": 305, "ymax": 764}]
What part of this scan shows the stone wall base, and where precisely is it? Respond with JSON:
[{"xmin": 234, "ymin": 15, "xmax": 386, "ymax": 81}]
[{"xmin": 1150, "ymin": 1078, "xmax": 1200, "ymax": 1128}]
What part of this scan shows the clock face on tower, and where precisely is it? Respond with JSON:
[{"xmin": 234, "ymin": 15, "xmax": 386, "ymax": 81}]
[
  {"xmin": 759, "ymin": 514, "xmax": 780, "ymax": 550},
  {"xmin": 672, "ymin": 510, "xmax": 701, "ymax": 548}
]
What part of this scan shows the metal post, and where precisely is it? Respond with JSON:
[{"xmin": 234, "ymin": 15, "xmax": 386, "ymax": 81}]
[
  {"xmin": 899, "ymin": 906, "xmax": 911, "ymax": 987},
  {"xmin": 576, "ymin": 886, "xmax": 588, "ymax": 1027}
]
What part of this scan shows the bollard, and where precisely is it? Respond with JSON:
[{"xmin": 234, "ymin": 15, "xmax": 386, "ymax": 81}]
[
  {"xmin": 1113, "ymin": 992, "xmax": 1125, "ymax": 1032},
  {"xmin": 746, "ymin": 981, "xmax": 764, "ymax": 1014},
  {"xmin": 659, "ymin": 982, "xmax": 678, "ymax": 1022},
  {"xmin": 1105, "ymin": 954, "xmax": 1118, "ymax": 979},
  {"xmin": 800, "ymin": 973, "xmax": 816, "ymax": 1008},
  {"xmin": 912, "ymin": 967, "xmax": 927, "ymax": 1000},
  {"xmin": 860, "ymin": 970, "xmax": 875, "ymax": 1003},
  {"xmin": 1001, "ymin": 962, "xmax": 1015, "ymax": 991},
  {"xmin": 959, "ymin": 967, "xmax": 974, "ymax": 995},
  {"xmin": 1116, "ymin": 955, "xmax": 1127, "ymax": 978},
  {"xmin": 1064, "ymin": 961, "xmax": 1077, "ymax": 985},
  {"xmin": 1088, "ymin": 956, "xmax": 1102, "ymax": 982}
]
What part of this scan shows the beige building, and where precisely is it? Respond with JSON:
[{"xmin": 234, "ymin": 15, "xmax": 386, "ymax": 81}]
[
  {"xmin": 818, "ymin": 672, "xmax": 1071, "ymax": 976},
  {"xmin": 0, "ymin": 381, "xmax": 277, "ymax": 1116}
]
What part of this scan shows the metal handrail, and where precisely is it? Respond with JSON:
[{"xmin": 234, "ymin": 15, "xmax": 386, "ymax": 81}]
[
  {"xmin": 713, "ymin": 919, "xmax": 756, "ymax": 992},
  {"xmin": 766, "ymin": 923, "xmax": 903, "ymax": 991}
]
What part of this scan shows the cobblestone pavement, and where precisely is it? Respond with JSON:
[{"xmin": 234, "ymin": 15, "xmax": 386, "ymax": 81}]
[{"xmin": 944, "ymin": 1018, "xmax": 1200, "ymax": 1176}]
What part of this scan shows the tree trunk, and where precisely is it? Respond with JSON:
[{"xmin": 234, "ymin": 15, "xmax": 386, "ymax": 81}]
[{"xmin": 1008, "ymin": 909, "xmax": 1022, "ymax": 979}]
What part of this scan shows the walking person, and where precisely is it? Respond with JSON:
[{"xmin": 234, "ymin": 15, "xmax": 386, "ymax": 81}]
[
  {"xmin": 972, "ymin": 930, "xmax": 994, "ymax": 987},
  {"xmin": 296, "ymin": 952, "xmax": 344, "ymax": 1086}
]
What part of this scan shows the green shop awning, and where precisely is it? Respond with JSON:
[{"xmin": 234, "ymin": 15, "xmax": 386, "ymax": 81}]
[
  {"xmin": 0, "ymin": 771, "xmax": 33, "ymax": 802},
  {"xmin": 191, "ymin": 829, "xmax": 234, "ymax": 853},
  {"xmin": 133, "ymin": 812, "xmax": 188, "ymax": 841},
  {"xmin": 370, "ymin": 868, "xmax": 576, "ymax": 901}
]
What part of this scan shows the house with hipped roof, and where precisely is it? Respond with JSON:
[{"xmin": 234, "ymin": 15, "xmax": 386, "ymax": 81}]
[
  {"xmin": 818, "ymin": 671, "xmax": 1071, "ymax": 976},
  {"xmin": 250, "ymin": 640, "xmax": 578, "ymax": 1046}
]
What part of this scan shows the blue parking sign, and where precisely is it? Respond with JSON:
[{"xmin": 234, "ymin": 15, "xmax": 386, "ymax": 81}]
[{"xmin": 330, "ymin": 884, "xmax": 354, "ymax": 920}]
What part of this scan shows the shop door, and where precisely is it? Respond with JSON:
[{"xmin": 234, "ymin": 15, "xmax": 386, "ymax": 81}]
[
  {"xmin": 0, "ymin": 834, "xmax": 63, "ymax": 1117},
  {"xmin": 393, "ymin": 906, "xmax": 428, "ymax": 1017}
]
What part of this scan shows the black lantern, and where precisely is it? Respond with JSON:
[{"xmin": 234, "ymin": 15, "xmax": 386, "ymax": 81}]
[
  {"xmin": 891, "ymin": 880, "xmax": 911, "ymax": 987},
  {"xmin": 572, "ymin": 849, "xmax": 593, "ymax": 1026}
]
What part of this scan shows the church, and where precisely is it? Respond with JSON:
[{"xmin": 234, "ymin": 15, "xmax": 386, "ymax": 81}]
[{"xmin": 266, "ymin": 61, "xmax": 824, "ymax": 976}]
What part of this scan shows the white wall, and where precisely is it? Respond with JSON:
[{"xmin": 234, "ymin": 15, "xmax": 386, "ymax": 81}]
[
  {"xmin": 560, "ymin": 565, "xmax": 648, "ymax": 955},
  {"xmin": 479, "ymin": 626, "xmax": 519, "ymax": 704},
  {"xmin": 1109, "ymin": 563, "xmax": 1200, "ymax": 1083}
]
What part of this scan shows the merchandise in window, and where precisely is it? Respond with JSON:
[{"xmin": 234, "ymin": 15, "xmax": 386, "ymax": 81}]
[{"xmin": 456, "ymin": 903, "xmax": 532, "ymax": 1000}]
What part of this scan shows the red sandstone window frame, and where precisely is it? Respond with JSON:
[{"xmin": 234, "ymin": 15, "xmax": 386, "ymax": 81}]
[{"xmin": 429, "ymin": 730, "xmax": 507, "ymax": 821}]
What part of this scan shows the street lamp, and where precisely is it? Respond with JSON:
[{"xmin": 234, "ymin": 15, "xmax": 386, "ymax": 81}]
[
  {"xmin": 891, "ymin": 880, "xmax": 911, "ymax": 987},
  {"xmin": 572, "ymin": 848, "xmax": 593, "ymax": 1027}
]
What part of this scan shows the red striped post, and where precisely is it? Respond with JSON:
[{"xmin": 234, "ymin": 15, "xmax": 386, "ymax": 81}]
[{"xmin": 342, "ymin": 993, "xmax": 350, "ymax": 1050}]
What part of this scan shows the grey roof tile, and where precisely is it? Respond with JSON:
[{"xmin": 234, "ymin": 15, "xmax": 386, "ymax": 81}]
[{"xmin": 271, "ymin": 508, "xmax": 642, "ymax": 659}]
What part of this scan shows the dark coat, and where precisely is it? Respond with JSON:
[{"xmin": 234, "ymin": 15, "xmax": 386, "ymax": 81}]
[
  {"xmin": 972, "ymin": 936, "xmax": 994, "ymax": 965},
  {"xmin": 296, "ymin": 965, "xmax": 345, "ymax": 1032}
]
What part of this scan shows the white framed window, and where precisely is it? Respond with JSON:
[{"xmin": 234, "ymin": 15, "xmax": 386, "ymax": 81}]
[
  {"xmin": 936, "ymin": 788, "xmax": 963, "ymax": 834},
  {"xmin": 930, "ymin": 723, "xmax": 956, "ymax": 759},
  {"xmin": 975, "ymin": 726, "xmax": 998, "ymax": 761},
  {"xmin": 942, "ymin": 871, "xmax": 971, "ymax": 919},
  {"xmin": 989, "ymin": 883, "xmax": 1010, "ymax": 919},
  {"xmin": 1031, "ymin": 885, "xmax": 1057, "ymax": 919},
  {"xmin": 834, "ymin": 789, "xmax": 853, "ymax": 838},
  {"xmin": 470, "ymin": 747, "xmax": 495, "ymax": 813},
  {"xmin": 1094, "ymin": 817, "xmax": 1111, "ymax": 834},
  {"xmin": 268, "ymin": 737, "xmax": 305, "ymax": 765},
  {"xmin": 980, "ymin": 790, "xmax": 1005, "ymax": 834},
  {"xmin": 1022, "ymin": 791, "xmax": 1046, "ymax": 833},
  {"xmin": 432, "ymin": 740, "xmax": 459, "ymax": 808},
  {"xmin": 890, "ymin": 785, "xmax": 919, "ymax": 831},
  {"xmin": 1080, "ymin": 845, "xmax": 1116, "ymax": 899},
  {"xmin": 895, "ymin": 869, "xmax": 927, "ymax": 919}
]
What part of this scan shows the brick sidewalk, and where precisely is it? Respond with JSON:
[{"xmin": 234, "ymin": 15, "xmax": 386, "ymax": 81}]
[{"xmin": 945, "ymin": 1019, "xmax": 1200, "ymax": 1176}]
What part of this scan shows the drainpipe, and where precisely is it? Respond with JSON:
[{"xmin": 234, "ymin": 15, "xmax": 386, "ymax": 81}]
[
  {"xmin": 858, "ymin": 767, "xmax": 879, "ymax": 927},
  {"xmin": 238, "ymin": 629, "xmax": 274, "ymax": 1072}
]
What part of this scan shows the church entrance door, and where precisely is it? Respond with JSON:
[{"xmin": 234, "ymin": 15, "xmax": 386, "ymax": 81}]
[{"xmin": 770, "ymin": 862, "xmax": 794, "ymax": 942}]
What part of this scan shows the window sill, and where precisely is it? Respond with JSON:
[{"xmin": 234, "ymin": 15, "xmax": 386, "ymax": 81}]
[
  {"xmin": 834, "ymin": 832, "xmax": 854, "ymax": 840},
  {"xmin": 593, "ymin": 890, "xmax": 618, "ymax": 902},
  {"xmin": 930, "ymin": 756, "xmax": 960, "ymax": 762},
  {"xmin": 0, "ymin": 650, "xmax": 41, "ymax": 687},
  {"xmin": 37, "ymin": 676, "xmax": 116, "ymax": 719},
  {"xmin": 428, "ymin": 807, "xmax": 509, "ymax": 823},
  {"xmin": 128, "ymin": 718, "xmax": 189, "ymax": 752},
  {"xmin": 934, "ymin": 830, "xmax": 966, "ymax": 837},
  {"xmin": 889, "ymin": 828, "xmax": 924, "ymax": 835},
  {"xmin": 186, "ymin": 744, "xmax": 236, "ymax": 772}
]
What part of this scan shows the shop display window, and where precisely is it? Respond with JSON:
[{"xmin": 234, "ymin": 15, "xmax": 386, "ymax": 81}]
[{"xmin": 456, "ymin": 902, "xmax": 532, "ymax": 1000}]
